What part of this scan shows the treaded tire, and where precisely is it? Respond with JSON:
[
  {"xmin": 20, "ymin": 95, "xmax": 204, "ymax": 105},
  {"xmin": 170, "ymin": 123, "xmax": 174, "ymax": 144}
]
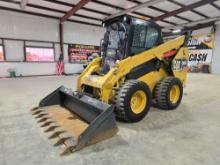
[
  {"xmin": 154, "ymin": 77, "xmax": 183, "ymax": 110},
  {"xmin": 115, "ymin": 80, "xmax": 152, "ymax": 122}
]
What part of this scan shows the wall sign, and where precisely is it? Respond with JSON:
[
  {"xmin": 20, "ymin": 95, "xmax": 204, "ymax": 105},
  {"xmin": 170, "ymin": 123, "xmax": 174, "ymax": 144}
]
[
  {"xmin": 0, "ymin": 45, "xmax": 4, "ymax": 61},
  {"xmin": 25, "ymin": 47, "xmax": 54, "ymax": 62},
  {"xmin": 187, "ymin": 27, "xmax": 214, "ymax": 73},
  {"xmin": 68, "ymin": 44, "xmax": 99, "ymax": 63}
]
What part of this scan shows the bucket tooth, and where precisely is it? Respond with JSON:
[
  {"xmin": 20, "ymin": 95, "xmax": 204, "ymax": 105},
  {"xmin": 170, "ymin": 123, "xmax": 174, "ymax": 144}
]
[
  {"xmin": 49, "ymin": 127, "xmax": 65, "ymax": 138},
  {"xmin": 32, "ymin": 110, "xmax": 44, "ymax": 115},
  {"xmin": 31, "ymin": 107, "xmax": 39, "ymax": 111},
  {"xmin": 44, "ymin": 126, "xmax": 59, "ymax": 132},
  {"xmin": 49, "ymin": 131, "xmax": 65, "ymax": 139},
  {"xmin": 44, "ymin": 124, "xmax": 60, "ymax": 132},
  {"xmin": 60, "ymin": 147, "xmax": 72, "ymax": 156},
  {"xmin": 35, "ymin": 112, "xmax": 48, "ymax": 118},
  {"xmin": 31, "ymin": 107, "xmax": 44, "ymax": 113},
  {"xmin": 54, "ymin": 137, "xmax": 71, "ymax": 146},
  {"xmin": 60, "ymin": 139, "xmax": 77, "ymax": 156},
  {"xmin": 54, "ymin": 133, "xmax": 74, "ymax": 146},
  {"xmin": 37, "ymin": 116, "xmax": 50, "ymax": 123},
  {"xmin": 60, "ymin": 146, "xmax": 75, "ymax": 156},
  {"xmin": 40, "ymin": 120, "xmax": 55, "ymax": 127},
  {"xmin": 34, "ymin": 114, "xmax": 49, "ymax": 119}
]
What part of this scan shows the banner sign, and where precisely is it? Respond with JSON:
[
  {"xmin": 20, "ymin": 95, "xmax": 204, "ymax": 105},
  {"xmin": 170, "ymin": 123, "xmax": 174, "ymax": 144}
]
[
  {"xmin": 0, "ymin": 45, "xmax": 4, "ymax": 61},
  {"xmin": 26, "ymin": 47, "xmax": 54, "ymax": 62},
  {"xmin": 68, "ymin": 44, "xmax": 99, "ymax": 63},
  {"xmin": 187, "ymin": 27, "xmax": 214, "ymax": 73}
]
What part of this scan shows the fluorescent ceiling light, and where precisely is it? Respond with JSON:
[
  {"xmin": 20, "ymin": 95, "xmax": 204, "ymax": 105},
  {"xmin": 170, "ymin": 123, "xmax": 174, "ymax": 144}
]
[
  {"xmin": 215, "ymin": 20, "xmax": 220, "ymax": 25},
  {"xmin": 172, "ymin": 29, "xmax": 181, "ymax": 34}
]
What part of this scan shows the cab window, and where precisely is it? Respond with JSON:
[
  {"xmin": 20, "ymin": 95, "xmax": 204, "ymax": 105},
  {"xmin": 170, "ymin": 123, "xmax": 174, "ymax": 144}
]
[
  {"xmin": 132, "ymin": 24, "xmax": 146, "ymax": 48},
  {"xmin": 145, "ymin": 27, "xmax": 159, "ymax": 49},
  {"xmin": 130, "ymin": 25, "xmax": 159, "ymax": 55}
]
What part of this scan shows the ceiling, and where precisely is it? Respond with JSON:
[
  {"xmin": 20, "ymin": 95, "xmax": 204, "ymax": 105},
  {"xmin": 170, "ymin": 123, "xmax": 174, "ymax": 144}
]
[{"xmin": 0, "ymin": 0, "xmax": 219, "ymax": 32}]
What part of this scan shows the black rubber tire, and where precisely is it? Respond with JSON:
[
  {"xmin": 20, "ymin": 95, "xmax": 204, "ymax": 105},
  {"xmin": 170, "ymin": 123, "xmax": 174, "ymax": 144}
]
[
  {"xmin": 152, "ymin": 78, "xmax": 163, "ymax": 108},
  {"xmin": 154, "ymin": 77, "xmax": 183, "ymax": 110},
  {"xmin": 115, "ymin": 80, "xmax": 152, "ymax": 122}
]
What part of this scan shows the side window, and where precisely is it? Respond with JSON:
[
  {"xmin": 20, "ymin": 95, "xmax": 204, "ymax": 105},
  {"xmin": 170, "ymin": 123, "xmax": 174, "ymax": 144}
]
[
  {"xmin": 145, "ymin": 27, "xmax": 159, "ymax": 49},
  {"xmin": 130, "ymin": 24, "xmax": 146, "ymax": 55},
  {"xmin": 130, "ymin": 25, "xmax": 159, "ymax": 55},
  {"xmin": 132, "ymin": 24, "xmax": 146, "ymax": 48}
]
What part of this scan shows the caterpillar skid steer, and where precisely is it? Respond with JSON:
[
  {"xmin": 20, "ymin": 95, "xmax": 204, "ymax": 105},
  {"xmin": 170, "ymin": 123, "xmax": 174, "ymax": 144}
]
[{"xmin": 32, "ymin": 15, "xmax": 189, "ymax": 155}]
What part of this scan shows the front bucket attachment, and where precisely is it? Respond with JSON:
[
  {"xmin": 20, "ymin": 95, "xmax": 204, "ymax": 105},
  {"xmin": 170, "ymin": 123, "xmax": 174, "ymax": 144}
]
[{"xmin": 32, "ymin": 86, "xmax": 118, "ymax": 155}]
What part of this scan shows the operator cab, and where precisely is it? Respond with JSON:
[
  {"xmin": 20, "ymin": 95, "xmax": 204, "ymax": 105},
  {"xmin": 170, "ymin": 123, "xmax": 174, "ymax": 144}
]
[{"xmin": 101, "ymin": 15, "xmax": 163, "ymax": 74}]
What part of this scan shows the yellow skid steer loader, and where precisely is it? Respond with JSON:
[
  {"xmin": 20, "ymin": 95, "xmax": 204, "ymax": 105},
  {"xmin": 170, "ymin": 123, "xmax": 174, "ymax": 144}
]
[{"xmin": 32, "ymin": 15, "xmax": 189, "ymax": 155}]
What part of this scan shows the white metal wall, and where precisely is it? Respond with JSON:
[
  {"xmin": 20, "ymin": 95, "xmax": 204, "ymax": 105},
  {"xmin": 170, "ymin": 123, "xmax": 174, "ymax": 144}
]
[
  {"xmin": 64, "ymin": 22, "xmax": 105, "ymax": 45},
  {"xmin": 0, "ymin": 10, "xmax": 59, "ymax": 41},
  {"xmin": 212, "ymin": 25, "xmax": 220, "ymax": 74},
  {"xmin": 0, "ymin": 10, "xmax": 104, "ymax": 77}
]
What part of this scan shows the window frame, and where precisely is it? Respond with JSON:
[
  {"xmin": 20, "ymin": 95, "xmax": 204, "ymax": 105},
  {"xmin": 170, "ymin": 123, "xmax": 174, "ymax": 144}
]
[
  {"xmin": 0, "ymin": 38, "xmax": 58, "ymax": 63},
  {"xmin": 127, "ymin": 20, "xmax": 162, "ymax": 56},
  {"xmin": 144, "ymin": 26, "xmax": 160, "ymax": 49},
  {"xmin": 131, "ymin": 24, "xmax": 148, "ymax": 49},
  {"xmin": 0, "ymin": 43, "xmax": 6, "ymax": 62},
  {"xmin": 24, "ymin": 46, "xmax": 55, "ymax": 63}
]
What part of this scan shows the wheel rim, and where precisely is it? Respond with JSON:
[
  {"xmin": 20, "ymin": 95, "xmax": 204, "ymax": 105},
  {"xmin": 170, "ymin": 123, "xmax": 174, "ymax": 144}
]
[
  {"xmin": 169, "ymin": 85, "xmax": 180, "ymax": 104},
  {"xmin": 130, "ymin": 90, "xmax": 147, "ymax": 114}
]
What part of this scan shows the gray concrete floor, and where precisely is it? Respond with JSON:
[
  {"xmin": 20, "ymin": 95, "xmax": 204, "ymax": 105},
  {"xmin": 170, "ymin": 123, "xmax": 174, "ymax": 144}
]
[{"xmin": 0, "ymin": 74, "xmax": 220, "ymax": 165}]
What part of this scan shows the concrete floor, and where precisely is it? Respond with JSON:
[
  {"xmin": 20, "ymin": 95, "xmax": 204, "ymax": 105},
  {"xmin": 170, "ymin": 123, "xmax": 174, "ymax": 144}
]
[{"xmin": 0, "ymin": 73, "xmax": 220, "ymax": 165}]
